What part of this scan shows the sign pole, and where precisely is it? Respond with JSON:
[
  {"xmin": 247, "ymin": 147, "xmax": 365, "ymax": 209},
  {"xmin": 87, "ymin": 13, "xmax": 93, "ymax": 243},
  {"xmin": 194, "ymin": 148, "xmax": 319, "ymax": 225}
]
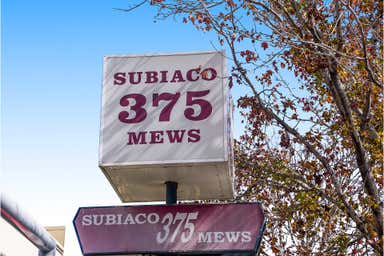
[{"xmin": 165, "ymin": 181, "xmax": 178, "ymax": 205}]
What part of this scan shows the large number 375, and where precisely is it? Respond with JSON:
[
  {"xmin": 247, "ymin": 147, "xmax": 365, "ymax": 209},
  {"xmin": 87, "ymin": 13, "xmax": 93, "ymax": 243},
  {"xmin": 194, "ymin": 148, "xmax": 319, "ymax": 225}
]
[
  {"xmin": 118, "ymin": 90, "xmax": 212, "ymax": 123},
  {"xmin": 156, "ymin": 212, "xmax": 199, "ymax": 244}
]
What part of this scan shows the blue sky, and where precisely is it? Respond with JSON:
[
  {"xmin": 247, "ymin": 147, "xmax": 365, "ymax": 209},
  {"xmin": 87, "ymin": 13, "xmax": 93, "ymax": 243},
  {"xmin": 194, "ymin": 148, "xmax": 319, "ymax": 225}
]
[{"xmin": 1, "ymin": 1, "xmax": 243, "ymax": 255}]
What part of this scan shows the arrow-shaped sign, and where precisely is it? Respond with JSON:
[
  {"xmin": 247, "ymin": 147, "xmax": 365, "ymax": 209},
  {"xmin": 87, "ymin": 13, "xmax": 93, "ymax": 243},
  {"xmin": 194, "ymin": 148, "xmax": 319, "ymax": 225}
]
[{"xmin": 73, "ymin": 203, "xmax": 265, "ymax": 255}]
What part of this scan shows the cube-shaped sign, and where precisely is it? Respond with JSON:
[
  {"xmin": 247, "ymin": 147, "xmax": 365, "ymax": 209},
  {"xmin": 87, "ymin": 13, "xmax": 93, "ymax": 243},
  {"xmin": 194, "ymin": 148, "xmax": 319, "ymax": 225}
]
[{"xmin": 99, "ymin": 51, "xmax": 234, "ymax": 202}]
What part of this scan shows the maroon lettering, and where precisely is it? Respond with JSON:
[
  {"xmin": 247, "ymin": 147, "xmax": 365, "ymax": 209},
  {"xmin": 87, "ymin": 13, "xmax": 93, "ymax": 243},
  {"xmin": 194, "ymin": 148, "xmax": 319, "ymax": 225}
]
[
  {"xmin": 112, "ymin": 68, "xmax": 217, "ymax": 86},
  {"xmin": 127, "ymin": 131, "xmax": 147, "ymax": 145},
  {"xmin": 119, "ymin": 94, "xmax": 147, "ymax": 123},
  {"xmin": 145, "ymin": 71, "xmax": 158, "ymax": 84},
  {"xmin": 201, "ymin": 68, "xmax": 217, "ymax": 81},
  {"xmin": 150, "ymin": 131, "xmax": 164, "ymax": 144},
  {"xmin": 166, "ymin": 130, "xmax": 186, "ymax": 143},
  {"xmin": 152, "ymin": 92, "xmax": 181, "ymax": 122},
  {"xmin": 126, "ymin": 129, "xmax": 201, "ymax": 145},
  {"xmin": 187, "ymin": 129, "xmax": 201, "ymax": 143},
  {"xmin": 159, "ymin": 70, "xmax": 168, "ymax": 83},
  {"xmin": 184, "ymin": 90, "xmax": 213, "ymax": 121},
  {"xmin": 170, "ymin": 70, "xmax": 186, "ymax": 83},
  {"xmin": 119, "ymin": 91, "xmax": 212, "ymax": 124},
  {"xmin": 128, "ymin": 72, "xmax": 142, "ymax": 85},
  {"xmin": 114, "ymin": 72, "xmax": 126, "ymax": 85},
  {"xmin": 186, "ymin": 69, "xmax": 199, "ymax": 81}
]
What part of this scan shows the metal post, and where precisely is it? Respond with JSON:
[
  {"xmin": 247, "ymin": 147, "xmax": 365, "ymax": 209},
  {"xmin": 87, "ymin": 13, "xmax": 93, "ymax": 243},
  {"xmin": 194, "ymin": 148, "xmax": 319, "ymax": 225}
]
[
  {"xmin": 159, "ymin": 182, "xmax": 178, "ymax": 256},
  {"xmin": 1, "ymin": 193, "xmax": 57, "ymax": 256},
  {"xmin": 165, "ymin": 181, "xmax": 178, "ymax": 205}
]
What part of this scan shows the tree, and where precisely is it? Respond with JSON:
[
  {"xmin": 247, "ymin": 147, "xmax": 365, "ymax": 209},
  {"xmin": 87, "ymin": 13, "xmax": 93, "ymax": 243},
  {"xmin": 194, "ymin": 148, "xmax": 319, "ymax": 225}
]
[{"xmin": 124, "ymin": 0, "xmax": 383, "ymax": 254}]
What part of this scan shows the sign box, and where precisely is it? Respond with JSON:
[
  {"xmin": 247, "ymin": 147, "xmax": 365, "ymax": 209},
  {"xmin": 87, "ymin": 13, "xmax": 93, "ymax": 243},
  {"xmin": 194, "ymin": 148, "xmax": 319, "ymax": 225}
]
[
  {"xmin": 74, "ymin": 203, "xmax": 265, "ymax": 255},
  {"xmin": 99, "ymin": 51, "xmax": 234, "ymax": 202}
]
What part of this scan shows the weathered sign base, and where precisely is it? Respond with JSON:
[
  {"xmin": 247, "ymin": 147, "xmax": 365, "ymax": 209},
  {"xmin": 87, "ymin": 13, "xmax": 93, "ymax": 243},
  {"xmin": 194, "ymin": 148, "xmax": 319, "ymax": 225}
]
[{"xmin": 101, "ymin": 161, "xmax": 233, "ymax": 202}]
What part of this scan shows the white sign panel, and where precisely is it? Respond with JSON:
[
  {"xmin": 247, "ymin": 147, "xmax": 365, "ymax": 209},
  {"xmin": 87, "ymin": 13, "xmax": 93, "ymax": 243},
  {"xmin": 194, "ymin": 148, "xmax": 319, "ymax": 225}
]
[{"xmin": 99, "ymin": 51, "xmax": 233, "ymax": 202}]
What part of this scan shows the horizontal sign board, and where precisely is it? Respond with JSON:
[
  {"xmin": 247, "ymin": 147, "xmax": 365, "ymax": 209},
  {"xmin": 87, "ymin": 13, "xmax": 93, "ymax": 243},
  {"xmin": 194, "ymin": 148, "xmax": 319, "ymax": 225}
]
[
  {"xmin": 74, "ymin": 203, "xmax": 265, "ymax": 255},
  {"xmin": 99, "ymin": 51, "xmax": 234, "ymax": 202}
]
